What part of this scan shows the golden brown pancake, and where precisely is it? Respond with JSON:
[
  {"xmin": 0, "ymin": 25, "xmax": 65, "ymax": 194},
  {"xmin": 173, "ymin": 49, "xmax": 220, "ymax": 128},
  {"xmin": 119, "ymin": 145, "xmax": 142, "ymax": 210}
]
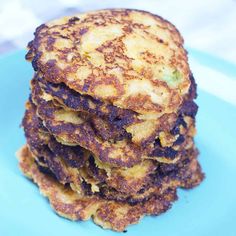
[
  {"xmin": 18, "ymin": 145, "xmax": 203, "ymax": 231},
  {"xmin": 18, "ymin": 145, "xmax": 178, "ymax": 231},
  {"xmin": 26, "ymin": 9, "xmax": 190, "ymax": 117},
  {"xmin": 30, "ymin": 80, "xmax": 196, "ymax": 167},
  {"xmin": 34, "ymin": 74, "xmax": 197, "ymax": 146},
  {"xmin": 33, "ymin": 76, "xmax": 180, "ymax": 147}
]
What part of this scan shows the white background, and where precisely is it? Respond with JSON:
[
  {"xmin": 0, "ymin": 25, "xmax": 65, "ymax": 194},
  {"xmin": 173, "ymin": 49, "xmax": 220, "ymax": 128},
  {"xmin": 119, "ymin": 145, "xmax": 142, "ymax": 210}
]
[{"xmin": 0, "ymin": 0, "xmax": 236, "ymax": 64}]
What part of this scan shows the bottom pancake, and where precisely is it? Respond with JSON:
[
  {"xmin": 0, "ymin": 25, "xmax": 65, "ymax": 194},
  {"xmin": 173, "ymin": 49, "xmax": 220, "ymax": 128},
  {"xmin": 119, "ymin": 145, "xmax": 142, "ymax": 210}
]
[{"xmin": 18, "ymin": 145, "xmax": 178, "ymax": 232}]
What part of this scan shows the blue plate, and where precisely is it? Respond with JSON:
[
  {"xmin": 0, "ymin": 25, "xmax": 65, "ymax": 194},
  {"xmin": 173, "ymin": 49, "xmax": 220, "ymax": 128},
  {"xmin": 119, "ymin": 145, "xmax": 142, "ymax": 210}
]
[{"xmin": 0, "ymin": 50, "xmax": 236, "ymax": 236}]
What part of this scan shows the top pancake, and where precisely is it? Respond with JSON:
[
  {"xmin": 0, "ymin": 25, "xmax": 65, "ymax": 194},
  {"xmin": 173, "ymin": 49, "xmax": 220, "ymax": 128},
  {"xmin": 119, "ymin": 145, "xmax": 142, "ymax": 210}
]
[{"xmin": 26, "ymin": 9, "xmax": 190, "ymax": 116}]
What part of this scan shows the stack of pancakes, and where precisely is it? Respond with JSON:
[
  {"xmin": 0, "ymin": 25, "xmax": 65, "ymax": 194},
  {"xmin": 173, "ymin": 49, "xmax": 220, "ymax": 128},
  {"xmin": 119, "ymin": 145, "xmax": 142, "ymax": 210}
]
[{"xmin": 18, "ymin": 9, "xmax": 204, "ymax": 231}]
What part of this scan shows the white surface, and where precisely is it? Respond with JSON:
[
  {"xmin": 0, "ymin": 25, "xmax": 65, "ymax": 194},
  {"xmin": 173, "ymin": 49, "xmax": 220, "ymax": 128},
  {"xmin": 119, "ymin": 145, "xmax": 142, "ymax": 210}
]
[{"xmin": 0, "ymin": 0, "xmax": 235, "ymax": 63}]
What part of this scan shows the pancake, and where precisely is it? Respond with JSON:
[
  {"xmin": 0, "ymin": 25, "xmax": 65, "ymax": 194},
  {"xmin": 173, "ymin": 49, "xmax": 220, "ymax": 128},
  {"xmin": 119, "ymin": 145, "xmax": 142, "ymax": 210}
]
[
  {"xmin": 35, "ymin": 72, "xmax": 197, "ymax": 122},
  {"xmin": 18, "ymin": 145, "xmax": 178, "ymax": 231},
  {"xmin": 25, "ymin": 137, "xmax": 200, "ymax": 204},
  {"xmin": 33, "ymin": 76, "xmax": 179, "ymax": 146},
  {"xmin": 30, "ymin": 81, "xmax": 196, "ymax": 167},
  {"xmin": 34, "ymin": 73, "xmax": 197, "ymax": 146},
  {"xmin": 18, "ymin": 145, "xmax": 203, "ymax": 231},
  {"xmin": 33, "ymin": 96, "xmax": 193, "ymax": 167},
  {"xmin": 93, "ymin": 147, "xmax": 204, "ymax": 204},
  {"xmin": 31, "ymin": 142, "xmax": 202, "ymax": 204},
  {"xmin": 32, "ymin": 76, "xmax": 198, "ymax": 140},
  {"xmin": 26, "ymin": 9, "xmax": 190, "ymax": 117}
]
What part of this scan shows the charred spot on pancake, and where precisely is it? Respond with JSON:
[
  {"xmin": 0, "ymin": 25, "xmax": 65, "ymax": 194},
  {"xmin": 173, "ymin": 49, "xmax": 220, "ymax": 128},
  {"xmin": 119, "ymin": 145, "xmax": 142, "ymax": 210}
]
[
  {"xmin": 68, "ymin": 16, "xmax": 80, "ymax": 24},
  {"xmin": 48, "ymin": 137, "xmax": 86, "ymax": 168},
  {"xmin": 170, "ymin": 115, "xmax": 187, "ymax": 135},
  {"xmin": 90, "ymin": 116, "xmax": 130, "ymax": 141},
  {"xmin": 87, "ymin": 155, "xmax": 107, "ymax": 182},
  {"xmin": 181, "ymin": 101, "xmax": 198, "ymax": 118},
  {"xmin": 188, "ymin": 73, "xmax": 197, "ymax": 100},
  {"xmin": 151, "ymin": 146, "xmax": 178, "ymax": 160},
  {"xmin": 35, "ymin": 159, "xmax": 57, "ymax": 179},
  {"xmin": 81, "ymin": 180, "xmax": 93, "ymax": 196},
  {"xmin": 173, "ymin": 135, "xmax": 185, "ymax": 145}
]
